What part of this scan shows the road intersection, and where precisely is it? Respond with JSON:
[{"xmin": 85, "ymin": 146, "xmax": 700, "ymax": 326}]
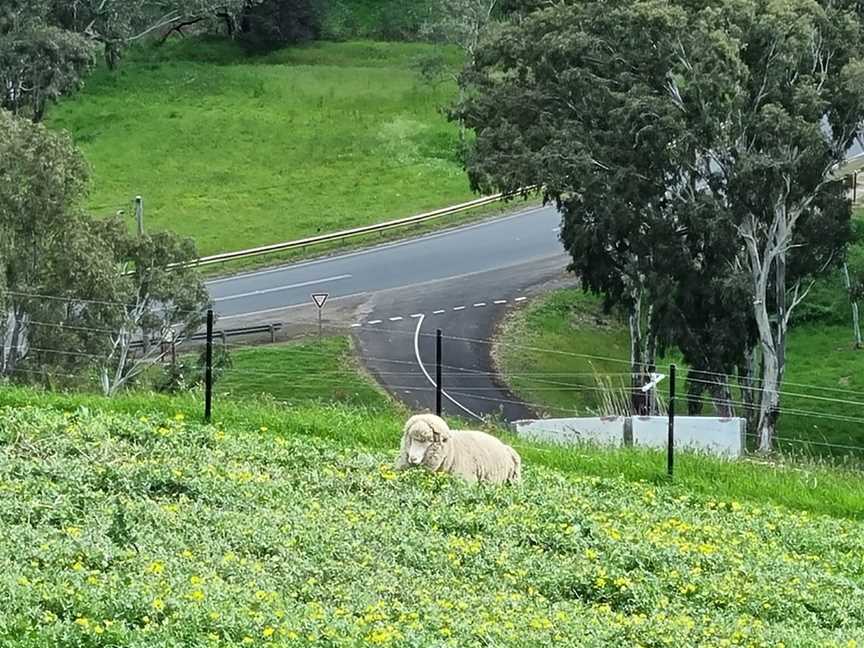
[{"xmin": 206, "ymin": 203, "xmax": 569, "ymax": 420}]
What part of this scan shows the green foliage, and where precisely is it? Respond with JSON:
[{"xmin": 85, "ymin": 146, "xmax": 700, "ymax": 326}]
[
  {"xmin": 0, "ymin": 111, "xmax": 208, "ymax": 391},
  {"xmin": 455, "ymin": 0, "xmax": 864, "ymax": 448},
  {"xmin": 0, "ymin": 405, "xmax": 862, "ymax": 645},
  {"xmin": 0, "ymin": 24, "xmax": 95, "ymax": 122},
  {"xmin": 237, "ymin": 0, "xmax": 323, "ymax": 52},
  {"xmin": 321, "ymin": 0, "xmax": 436, "ymax": 41},
  {"xmin": 46, "ymin": 40, "xmax": 469, "ymax": 257}
]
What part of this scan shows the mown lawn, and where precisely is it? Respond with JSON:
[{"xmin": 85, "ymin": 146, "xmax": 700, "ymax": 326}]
[
  {"xmin": 47, "ymin": 38, "xmax": 470, "ymax": 257},
  {"xmin": 0, "ymin": 403, "xmax": 862, "ymax": 646}
]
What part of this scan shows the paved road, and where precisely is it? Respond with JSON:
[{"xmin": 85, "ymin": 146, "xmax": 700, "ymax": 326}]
[
  {"xmin": 208, "ymin": 205, "xmax": 564, "ymax": 318},
  {"xmin": 207, "ymin": 203, "xmax": 569, "ymax": 421}
]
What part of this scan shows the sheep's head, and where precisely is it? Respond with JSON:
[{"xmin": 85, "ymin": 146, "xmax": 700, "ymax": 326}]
[{"xmin": 403, "ymin": 414, "xmax": 450, "ymax": 467}]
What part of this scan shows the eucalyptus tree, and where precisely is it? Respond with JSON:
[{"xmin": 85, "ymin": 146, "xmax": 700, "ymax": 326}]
[
  {"xmin": 0, "ymin": 110, "xmax": 208, "ymax": 393},
  {"xmin": 0, "ymin": 0, "xmax": 94, "ymax": 121},
  {"xmin": 455, "ymin": 0, "xmax": 864, "ymax": 450}
]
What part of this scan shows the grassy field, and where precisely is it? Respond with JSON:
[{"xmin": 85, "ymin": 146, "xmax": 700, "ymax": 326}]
[
  {"xmin": 47, "ymin": 38, "xmax": 471, "ymax": 258},
  {"xmin": 219, "ymin": 337, "xmax": 392, "ymax": 409},
  {"xmin": 496, "ymin": 288, "xmax": 864, "ymax": 456},
  {"xmin": 0, "ymin": 398, "xmax": 862, "ymax": 646}
]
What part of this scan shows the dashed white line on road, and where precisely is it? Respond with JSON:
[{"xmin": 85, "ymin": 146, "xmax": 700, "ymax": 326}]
[{"xmin": 356, "ymin": 295, "xmax": 528, "ymax": 328}]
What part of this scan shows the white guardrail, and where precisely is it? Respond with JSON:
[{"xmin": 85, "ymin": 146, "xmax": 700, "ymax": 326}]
[{"xmin": 185, "ymin": 189, "xmax": 535, "ymax": 269}]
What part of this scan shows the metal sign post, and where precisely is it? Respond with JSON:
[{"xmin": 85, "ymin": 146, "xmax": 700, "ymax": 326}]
[{"xmin": 311, "ymin": 293, "xmax": 329, "ymax": 342}]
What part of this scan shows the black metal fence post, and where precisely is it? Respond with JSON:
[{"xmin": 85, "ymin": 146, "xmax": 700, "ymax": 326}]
[
  {"xmin": 668, "ymin": 363, "xmax": 676, "ymax": 477},
  {"xmin": 436, "ymin": 329, "xmax": 442, "ymax": 417},
  {"xmin": 204, "ymin": 309, "xmax": 214, "ymax": 423}
]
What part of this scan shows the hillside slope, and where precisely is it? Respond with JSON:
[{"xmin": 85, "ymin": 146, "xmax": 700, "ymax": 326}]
[
  {"xmin": 1, "ymin": 402, "xmax": 863, "ymax": 646},
  {"xmin": 47, "ymin": 39, "xmax": 468, "ymax": 256}
]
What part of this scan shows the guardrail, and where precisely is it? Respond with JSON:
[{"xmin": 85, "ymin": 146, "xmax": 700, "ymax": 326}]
[
  {"xmin": 131, "ymin": 322, "xmax": 284, "ymax": 350},
  {"xmin": 183, "ymin": 189, "xmax": 535, "ymax": 269}
]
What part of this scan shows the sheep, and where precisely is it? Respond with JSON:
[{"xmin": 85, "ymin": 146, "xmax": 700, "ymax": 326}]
[{"xmin": 394, "ymin": 413, "xmax": 521, "ymax": 484}]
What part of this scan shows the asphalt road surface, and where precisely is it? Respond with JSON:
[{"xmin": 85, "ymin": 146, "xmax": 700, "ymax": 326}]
[{"xmin": 207, "ymin": 203, "xmax": 570, "ymax": 421}]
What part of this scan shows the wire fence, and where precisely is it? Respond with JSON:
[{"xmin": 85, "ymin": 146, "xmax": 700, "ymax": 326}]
[{"xmin": 2, "ymin": 294, "xmax": 864, "ymax": 464}]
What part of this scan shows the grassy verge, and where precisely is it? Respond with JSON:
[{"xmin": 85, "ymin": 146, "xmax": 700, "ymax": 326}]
[
  {"xmin": 496, "ymin": 287, "xmax": 864, "ymax": 455},
  {"xmin": 47, "ymin": 38, "xmax": 474, "ymax": 259},
  {"xmin": 0, "ymin": 402, "xmax": 862, "ymax": 646},
  {"xmin": 219, "ymin": 336, "xmax": 392, "ymax": 410}
]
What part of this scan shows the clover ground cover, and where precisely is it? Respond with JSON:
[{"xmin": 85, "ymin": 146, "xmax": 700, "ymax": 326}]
[{"xmin": 1, "ymin": 405, "xmax": 863, "ymax": 646}]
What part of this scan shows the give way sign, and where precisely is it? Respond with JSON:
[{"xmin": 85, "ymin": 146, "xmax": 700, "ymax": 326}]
[{"xmin": 311, "ymin": 293, "xmax": 329, "ymax": 309}]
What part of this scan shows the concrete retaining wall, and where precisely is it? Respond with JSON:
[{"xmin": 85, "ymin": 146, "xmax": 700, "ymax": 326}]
[
  {"xmin": 512, "ymin": 416, "xmax": 746, "ymax": 459},
  {"xmin": 512, "ymin": 417, "xmax": 626, "ymax": 448},
  {"xmin": 631, "ymin": 416, "xmax": 746, "ymax": 459}
]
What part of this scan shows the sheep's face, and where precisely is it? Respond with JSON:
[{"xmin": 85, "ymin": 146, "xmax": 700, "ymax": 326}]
[
  {"xmin": 407, "ymin": 435, "xmax": 433, "ymax": 466},
  {"xmin": 403, "ymin": 415, "xmax": 449, "ymax": 467}
]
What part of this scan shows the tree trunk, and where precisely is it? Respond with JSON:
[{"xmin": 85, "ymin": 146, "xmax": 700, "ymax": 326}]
[
  {"xmin": 4, "ymin": 305, "xmax": 29, "ymax": 376},
  {"xmin": 739, "ymin": 346, "xmax": 760, "ymax": 437},
  {"xmin": 628, "ymin": 290, "xmax": 647, "ymax": 416},
  {"xmin": 744, "ymin": 205, "xmax": 790, "ymax": 454},
  {"xmin": 757, "ymin": 349, "xmax": 781, "ymax": 453},
  {"xmin": 221, "ymin": 13, "xmax": 237, "ymax": 37},
  {"xmin": 710, "ymin": 378, "xmax": 734, "ymax": 418},
  {"xmin": 105, "ymin": 42, "xmax": 122, "ymax": 70},
  {"xmin": 686, "ymin": 371, "xmax": 705, "ymax": 415},
  {"xmin": 842, "ymin": 264, "xmax": 862, "ymax": 349}
]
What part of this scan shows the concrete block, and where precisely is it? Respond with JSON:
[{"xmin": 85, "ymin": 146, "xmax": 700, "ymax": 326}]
[
  {"xmin": 512, "ymin": 417, "xmax": 626, "ymax": 448},
  {"xmin": 632, "ymin": 416, "xmax": 745, "ymax": 459}
]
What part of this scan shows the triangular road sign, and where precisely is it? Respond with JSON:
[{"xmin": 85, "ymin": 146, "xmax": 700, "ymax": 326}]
[{"xmin": 311, "ymin": 293, "xmax": 329, "ymax": 309}]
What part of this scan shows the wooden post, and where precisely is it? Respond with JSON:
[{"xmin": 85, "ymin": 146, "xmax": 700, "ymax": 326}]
[
  {"xmin": 134, "ymin": 195, "xmax": 144, "ymax": 237},
  {"xmin": 204, "ymin": 309, "xmax": 213, "ymax": 423}
]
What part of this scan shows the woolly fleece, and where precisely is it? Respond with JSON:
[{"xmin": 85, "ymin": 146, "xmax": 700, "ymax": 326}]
[{"xmin": 394, "ymin": 413, "xmax": 521, "ymax": 484}]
